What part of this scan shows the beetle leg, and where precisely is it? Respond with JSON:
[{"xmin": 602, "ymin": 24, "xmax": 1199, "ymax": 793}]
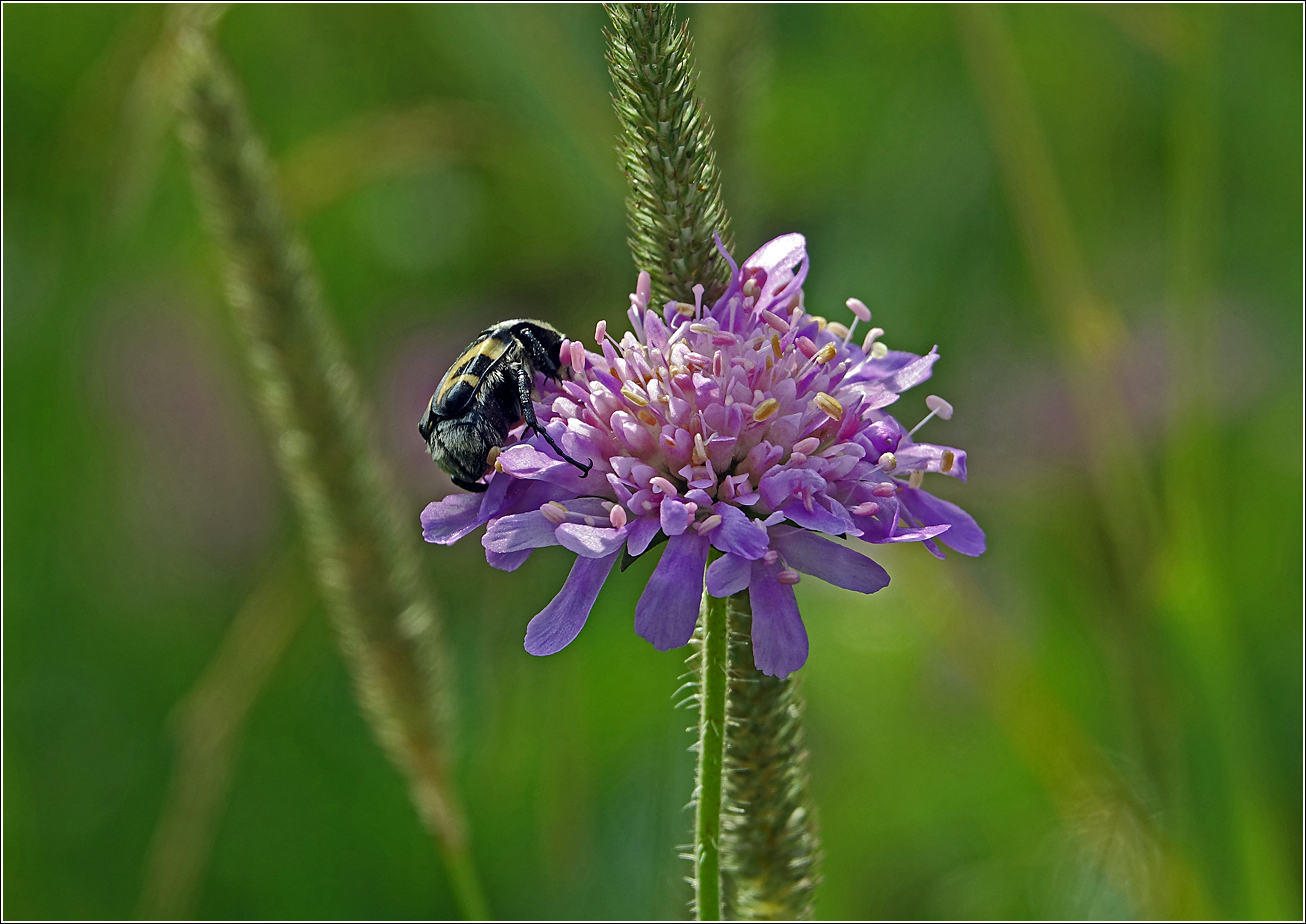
[
  {"xmin": 513, "ymin": 367, "xmax": 592, "ymax": 476},
  {"xmin": 452, "ymin": 476, "xmax": 489, "ymax": 493},
  {"xmin": 514, "ymin": 324, "xmax": 561, "ymax": 379}
]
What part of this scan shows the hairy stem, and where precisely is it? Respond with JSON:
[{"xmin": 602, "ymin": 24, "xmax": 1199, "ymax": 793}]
[
  {"xmin": 171, "ymin": 17, "xmax": 486, "ymax": 919},
  {"xmin": 721, "ymin": 594, "xmax": 821, "ymax": 920},
  {"xmin": 693, "ymin": 590, "xmax": 729, "ymax": 920},
  {"xmin": 607, "ymin": 4, "xmax": 821, "ymax": 918},
  {"xmin": 607, "ymin": 2, "xmax": 734, "ymax": 307}
]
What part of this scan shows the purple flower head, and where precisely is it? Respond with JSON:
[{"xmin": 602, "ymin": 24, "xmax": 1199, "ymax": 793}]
[{"xmin": 421, "ymin": 234, "xmax": 984, "ymax": 676}]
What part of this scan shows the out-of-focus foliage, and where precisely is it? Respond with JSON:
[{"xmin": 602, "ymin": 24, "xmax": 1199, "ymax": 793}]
[{"xmin": 3, "ymin": 4, "xmax": 1300, "ymax": 920}]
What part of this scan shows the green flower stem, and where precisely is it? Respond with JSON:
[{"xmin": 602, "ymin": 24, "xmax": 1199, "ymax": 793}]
[
  {"xmin": 171, "ymin": 18, "xmax": 487, "ymax": 920},
  {"xmin": 694, "ymin": 588, "xmax": 729, "ymax": 920}
]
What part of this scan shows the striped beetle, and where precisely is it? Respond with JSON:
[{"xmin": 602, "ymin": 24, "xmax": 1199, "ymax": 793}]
[{"xmin": 419, "ymin": 319, "xmax": 592, "ymax": 492}]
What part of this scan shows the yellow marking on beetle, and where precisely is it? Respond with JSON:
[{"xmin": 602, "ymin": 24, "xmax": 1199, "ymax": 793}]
[
  {"xmin": 451, "ymin": 336, "xmax": 508, "ymax": 373},
  {"xmin": 437, "ymin": 373, "xmax": 481, "ymax": 401}
]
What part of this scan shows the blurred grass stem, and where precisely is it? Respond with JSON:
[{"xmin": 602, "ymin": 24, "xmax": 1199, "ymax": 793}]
[
  {"xmin": 171, "ymin": 17, "xmax": 486, "ymax": 919},
  {"xmin": 137, "ymin": 555, "xmax": 308, "ymax": 919},
  {"xmin": 956, "ymin": 3, "xmax": 1174, "ymax": 805},
  {"xmin": 1158, "ymin": 9, "xmax": 1294, "ymax": 914},
  {"xmin": 957, "ymin": 6, "xmax": 1160, "ymax": 568}
]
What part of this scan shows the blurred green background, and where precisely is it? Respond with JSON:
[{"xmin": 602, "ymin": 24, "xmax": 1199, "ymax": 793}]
[{"xmin": 4, "ymin": 4, "xmax": 1301, "ymax": 919}]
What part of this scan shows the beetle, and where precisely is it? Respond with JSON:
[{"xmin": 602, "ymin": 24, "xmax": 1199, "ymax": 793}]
[{"xmin": 419, "ymin": 319, "xmax": 592, "ymax": 492}]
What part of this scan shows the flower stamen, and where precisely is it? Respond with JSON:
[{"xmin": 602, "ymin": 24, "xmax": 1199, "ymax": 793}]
[
  {"xmin": 694, "ymin": 513, "xmax": 723, "ymax": 534},
  {"xmin": 692, "ymin": 432, "xmax": 708, "ymax": 465},
  {"xmin": 814, "ymin": 392, "xmax": 843, "ymax": 420},
  {"xmin": 621, "ymin": 383, "xmax": 650, "ymax": 407},
  {"xmin": 541, "ymin": 501, "xmax": 569, "ymax": 526},
  {"xmin": 753, "ymin": 398, "xmax": 780, "ymax": 422},
  {"xmin": 650, "ymin": 476, "xmax": 679, "ymax": 496},
  {"xmin": 909, "ymin": 394, "xmax": 954, "ymax": 436}
]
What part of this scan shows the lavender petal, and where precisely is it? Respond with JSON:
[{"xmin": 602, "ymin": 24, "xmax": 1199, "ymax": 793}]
[
  {"xmin": 625, "ymin": 514, "xmax": 663, "ymax": 557},
  {"xmin": 660, "ymin": 496, "xmax": 694, "ymax": 536},
  {"xmin": 748, "ymin": 559, "xmax": 809, "ymax": 678},
  {"xmin": 705, "ymin": 552, "xmax": 752, "ymax": 597},
  {"xmin": 556, "ymin": 522, "xmax": 629, "ymax": 558},
  {"xmin": 486, "ymin": 548, "xmax": 532, "ymax": 572},
  {"xmin": 483, "ymin": 510, "xmax": 561, "ymax": 554},
  {"xmin": 421, "ymin": 493, "xmax": 488, "ymax": 545},
  {"xmin": 709, "ymin": 503, "xmax": 771, "ymax": 560},
  {"xmin": 769, "ymin": 526, "xmax": 889, "ymax": 594},
  {"xmin": 634, "ymin": 532, "xmax": 710, "ymax": 651},
  {"xmin": 899, "ymin": 487, "xmax": 986, "ymax": 556},
  {"xmin": 523, "ymin": 551, "xmax": 620, "ymax": 656},
  {"xmin": 779, "ymin": 498, "xmax": 849, "ymax": 535},
  {"xmin": 895, "ymin": 442, "xmax": 969, "ymax": 482}
]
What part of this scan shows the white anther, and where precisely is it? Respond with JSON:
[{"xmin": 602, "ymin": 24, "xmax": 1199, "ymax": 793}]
[
  {"xmin": 846, "ymin": 297, "xmax": 871, "ymax": 322},
  {"xmin": 851, "ymin": 501, "xmax": 880, "ymax": 517},
  {"xmin": 925, "ymin": 395, "xmax": 954, "ymax": 420},
  {"xmin": 908, "ymin": 470, "xmax": 924, "ymax": 489},
  {"xmin": 595, "ymin": 319, "xmax": 607, "ymax": 345},
  {"xmin": 760, "ymin": 309, "xmax": 790, "ymax": 333},
  {"xmin": 910, "ymin": 395, "xmax": 954, "ymax": 437},
  {"xmin": 877, "ymin": 451, "xmax": 897, "ymax": 471},
  {"xmin": 696, "ymin": 514, "xmax": 723, "ymax": 534},
  {"xmin": 776, "ymin": 569, "xmax": 801, "ymax": 586},
  {"xmin": 609, "ymin": 505, "xmax": 628, "ymax": 528},
  {"xmin": 871, "ymin": 482, "xmax": 897, "ymax": 498},
  {"xmin": 541, "ymin": 501, "xmax": 569, "ymax": 526},
  {"xmin": 826, "ymin": 321, "xmax": 850, "ymax": 340},
  {"xmin": 870, "ymin": 341, "xmax": 888, "ymax": 360},
  {"xmin": 743, "ymin": 277, "xmax": 761, "ymax": 299},
  {"xmin": 675, "ymin": 301, "xmax": 696, "ymax": 317},
  {"xmin": 861, "ymin": 327, "xmax": 885, "ymax": 353},
  {"xmin": 763, "ymin": 549, "xmax": 779, "ymax": 565},
  {"xmin": 793, "ymin": 437, "xmax": 821, "ymax": 456},
  {"xmin": 650, "ymin": 476, "xmax": 678, "ymax": 496}
]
